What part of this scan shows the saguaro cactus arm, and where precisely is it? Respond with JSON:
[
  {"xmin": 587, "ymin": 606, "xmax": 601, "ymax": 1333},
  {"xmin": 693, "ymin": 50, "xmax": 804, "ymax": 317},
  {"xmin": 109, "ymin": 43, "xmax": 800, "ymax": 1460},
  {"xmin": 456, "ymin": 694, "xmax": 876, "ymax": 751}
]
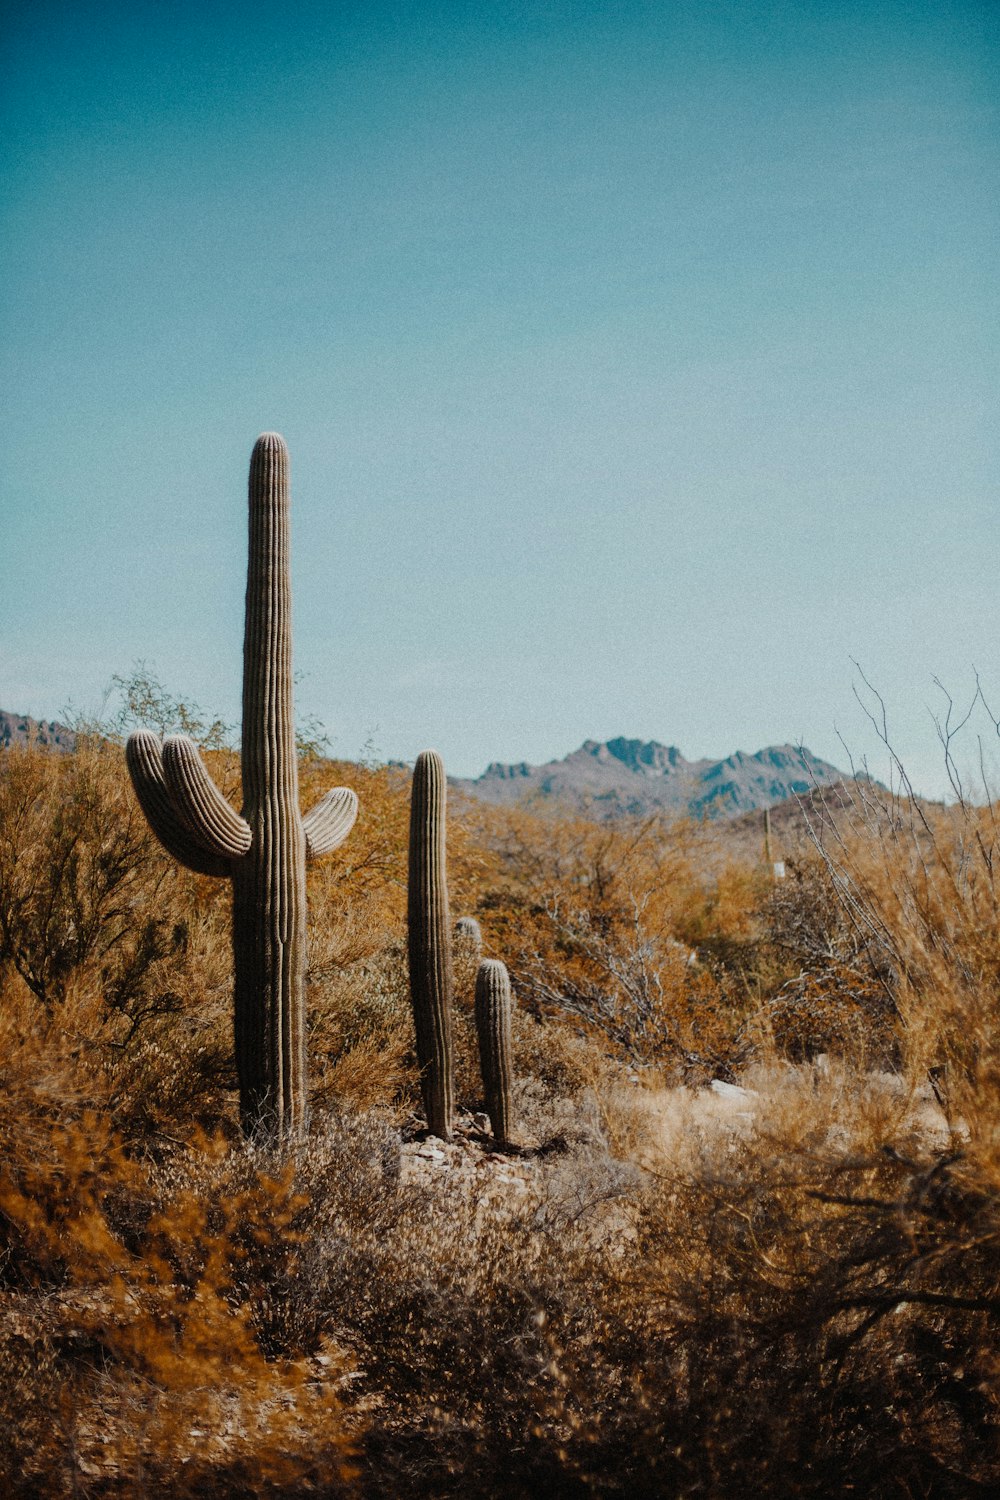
[
  {"xmin": 162, "ymin": 735, "xmax": 252, "ymax": 858},
  {"xmin": 125, "ymin": 730, "xmax": 231, "ymax": 877},
  {"xmin": 303, "ymin": 787, "xmax": 359, "ymax": 860}
]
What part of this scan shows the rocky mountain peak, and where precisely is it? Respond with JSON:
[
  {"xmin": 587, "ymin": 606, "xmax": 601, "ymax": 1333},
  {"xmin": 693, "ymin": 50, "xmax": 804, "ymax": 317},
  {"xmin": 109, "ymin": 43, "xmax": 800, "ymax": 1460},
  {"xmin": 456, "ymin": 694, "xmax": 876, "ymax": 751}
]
[{"xmin": 452, "ymin": 735, "xmax": 849, "ymax": 821}]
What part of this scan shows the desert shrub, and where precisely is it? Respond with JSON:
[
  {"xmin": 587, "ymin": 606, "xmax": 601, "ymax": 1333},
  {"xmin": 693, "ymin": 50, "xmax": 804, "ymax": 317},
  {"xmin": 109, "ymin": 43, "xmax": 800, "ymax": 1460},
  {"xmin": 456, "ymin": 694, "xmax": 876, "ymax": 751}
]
[
  {"xmin": 802, "ymin": 714, "xmax": 1000, "ymax": 1116},
  {"xmin": 210, "ymin": 1063, "xmax": 993, "ymax": 1500},
  {"xmin": 763, "ymin": 959, "xmax": 899, "ymax": 1064},
  {"xmin": 0, "ymin": 741, "xmax": 236, "ymax": 1140},
  {"xmin": 0, "ymin": 1013, "xmax": 358, "ymax": 1497},
  {"xmin": 0, "ymin": 737, "xmax": 181, "ymax": 1015},
  {"xmin": 1, "ymin": 1052, "xmax": 994, "ymax": 1500},
  {"xmin": 458, "ymin": 804, "xmax": 769, "ymax": 1081},
  {"xmin": 107, "ymin": 663, "xmax": 235, "ymax": 750},
  {"xmin": 309, "ymin": 937, "xmax": 416, "ymax": 1116},
  {"xmin": 604, "ymin": 1110, "xmax": 1000, "ymax": 1498}
]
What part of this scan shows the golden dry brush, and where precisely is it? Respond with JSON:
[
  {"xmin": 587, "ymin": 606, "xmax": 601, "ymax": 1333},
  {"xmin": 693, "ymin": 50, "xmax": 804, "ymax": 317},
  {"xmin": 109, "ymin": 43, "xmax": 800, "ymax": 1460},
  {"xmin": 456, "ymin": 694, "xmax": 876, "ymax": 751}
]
[
  {"xmin": 474, "ymin": 959, "xmax": 514, "ymax": 1146},
  {"xmin": 125, "ymin": 434, "xmax": 358, "ymax": 1140},
  {"xmin": 407, "ymin": 749, "xmax": 455, "ymax": 1138}
]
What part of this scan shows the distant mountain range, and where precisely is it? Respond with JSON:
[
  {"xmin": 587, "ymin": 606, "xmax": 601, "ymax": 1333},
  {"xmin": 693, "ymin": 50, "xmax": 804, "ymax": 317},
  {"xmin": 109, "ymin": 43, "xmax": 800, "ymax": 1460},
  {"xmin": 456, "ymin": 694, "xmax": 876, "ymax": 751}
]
[
  {"xmin": 1, "ymin": 710, "xmax": 851, "ymax": 823},
  {"xmin": 451, "ymin": 737, "xmax": 851, "ymax": 821},
  {"xmin": 0, "ymin": 710, "xmax": 76, "ymax": 752}
]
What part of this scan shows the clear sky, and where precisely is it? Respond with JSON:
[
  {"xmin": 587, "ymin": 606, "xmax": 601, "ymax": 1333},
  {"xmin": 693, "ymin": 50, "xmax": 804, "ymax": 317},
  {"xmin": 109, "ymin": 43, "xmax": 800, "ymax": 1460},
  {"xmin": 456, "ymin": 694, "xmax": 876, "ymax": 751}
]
[{"xmin": 2, "ymin": 0, "xmax": 997, "ymax": 796}]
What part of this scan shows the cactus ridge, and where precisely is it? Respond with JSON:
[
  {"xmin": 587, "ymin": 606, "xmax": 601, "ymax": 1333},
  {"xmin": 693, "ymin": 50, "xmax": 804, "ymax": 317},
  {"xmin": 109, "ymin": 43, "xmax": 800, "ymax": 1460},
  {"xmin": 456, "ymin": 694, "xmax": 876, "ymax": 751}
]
[
  {"xmin": 407, "ymin": 749, "xmax": 454, "ymax": 1139},
  {"xmin": 125, "ymin": 432, "xmax": 358, "ymax": 1141},
  {"xmin": 475, "ymin": 958, "xmax": 514, "ymax": 1146}
]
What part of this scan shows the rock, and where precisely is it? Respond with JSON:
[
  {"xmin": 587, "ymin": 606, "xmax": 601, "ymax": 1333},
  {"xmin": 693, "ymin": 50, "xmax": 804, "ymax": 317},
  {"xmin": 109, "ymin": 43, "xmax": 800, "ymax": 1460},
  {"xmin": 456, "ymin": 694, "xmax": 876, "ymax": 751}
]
[{"xmin": 709, "ymin": 1079, "xmax": 755, "ymax": 1101}]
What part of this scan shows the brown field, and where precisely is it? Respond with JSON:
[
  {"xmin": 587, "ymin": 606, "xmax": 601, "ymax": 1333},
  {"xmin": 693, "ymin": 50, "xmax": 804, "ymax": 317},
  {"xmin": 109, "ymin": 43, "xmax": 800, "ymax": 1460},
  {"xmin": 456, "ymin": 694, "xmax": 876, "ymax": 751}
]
[{"xmin": 0, "ymin": 728, "xmax": 997, "ymax": 1497}]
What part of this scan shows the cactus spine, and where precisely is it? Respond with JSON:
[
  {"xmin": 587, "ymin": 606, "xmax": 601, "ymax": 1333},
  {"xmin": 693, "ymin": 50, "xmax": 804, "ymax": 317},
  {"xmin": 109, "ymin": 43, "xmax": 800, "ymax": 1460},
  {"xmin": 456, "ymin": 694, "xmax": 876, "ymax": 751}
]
[
  {"xmin": 125, "ymin": 433, "xmax": 358, "ymax": 1141},
  {"xmin": 474, "ymin": 959, "xmax": 514, "ymax": 1147},
  {"xmin": 407, "ymin": 749, "xmax": 454, "ymax": 1139}
]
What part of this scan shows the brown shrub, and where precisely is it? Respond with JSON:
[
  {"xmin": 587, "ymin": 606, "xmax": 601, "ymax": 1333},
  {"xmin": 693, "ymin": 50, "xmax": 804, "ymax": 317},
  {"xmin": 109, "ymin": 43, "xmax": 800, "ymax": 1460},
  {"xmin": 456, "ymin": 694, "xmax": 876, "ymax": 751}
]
[{"xmin": 0, "ymin": 1016, "xmax": 358, "ymax": 1496}]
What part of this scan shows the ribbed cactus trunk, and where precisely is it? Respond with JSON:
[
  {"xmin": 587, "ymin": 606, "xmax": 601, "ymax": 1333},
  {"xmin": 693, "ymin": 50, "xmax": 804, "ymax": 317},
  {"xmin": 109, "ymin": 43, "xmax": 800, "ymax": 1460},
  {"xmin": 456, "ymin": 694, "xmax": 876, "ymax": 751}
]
[
  {"xmin": 233, "ymin": 434, "xmax": 308, "ymax": 1137},
  {"xmin": 407, "ymin": 750, "xmax": 454, "ymax": 1139},
  {"xmin": 475, "ymin": 959, "xmax": 514, "ymax": 1147},
  {"xmin": 124, "ymin": 433, "xmax": 359, "ymax": 1145}
]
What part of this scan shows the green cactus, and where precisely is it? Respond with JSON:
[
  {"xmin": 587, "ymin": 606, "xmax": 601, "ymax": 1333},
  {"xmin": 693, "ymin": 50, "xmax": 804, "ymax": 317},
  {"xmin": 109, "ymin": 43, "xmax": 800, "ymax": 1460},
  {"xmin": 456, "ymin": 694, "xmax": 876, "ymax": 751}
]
[
  {"xmin": 407, "ymin": 749, "xmax": 454, "ymax": 1139},
  {"xmin": 474, "ymin": 958, "xmax": 514, "ymax": 1147},
  {"xmin": 125, "ymin": 433, "xmax": 358, "ymax": 1140}
]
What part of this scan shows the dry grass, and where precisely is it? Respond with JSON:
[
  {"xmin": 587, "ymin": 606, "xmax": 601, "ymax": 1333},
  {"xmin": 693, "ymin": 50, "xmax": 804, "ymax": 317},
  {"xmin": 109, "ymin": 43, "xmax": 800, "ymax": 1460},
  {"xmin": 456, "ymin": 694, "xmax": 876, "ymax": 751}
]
[{"xmin": 0, "ymin": 729, "xmax": 997, "ymax": 1496}]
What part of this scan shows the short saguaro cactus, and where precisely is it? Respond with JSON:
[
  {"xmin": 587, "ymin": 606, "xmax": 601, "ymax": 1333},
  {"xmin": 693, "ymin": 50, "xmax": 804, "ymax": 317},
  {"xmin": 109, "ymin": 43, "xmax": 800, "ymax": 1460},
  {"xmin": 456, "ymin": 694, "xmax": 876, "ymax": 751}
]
[
  {"xmin": 453, "ymin": 915, "xmax": 483, "ymax": 959},
  {"xmin": 474, "ymin": 959, "xmax": 515, "ymax": 1147},
  {"xmin": 125, "ymin": 433, "xmax": 358, "ymax": 1140}
]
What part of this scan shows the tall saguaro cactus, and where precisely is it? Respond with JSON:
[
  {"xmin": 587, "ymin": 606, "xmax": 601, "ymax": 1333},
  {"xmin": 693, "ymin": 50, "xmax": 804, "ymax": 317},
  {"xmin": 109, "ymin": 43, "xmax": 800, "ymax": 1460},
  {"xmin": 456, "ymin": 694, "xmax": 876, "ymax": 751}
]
[
  {"xmin": 407, "ymin": 749, "xmax": 454, "ymax": 1139},
  {"xmin": 125, "ymin": 433, "xmax": 358, "ymax": 1140},
  {"xmin": 474, "ymin": 959, "xmax": 514, "ymax": 1147}
]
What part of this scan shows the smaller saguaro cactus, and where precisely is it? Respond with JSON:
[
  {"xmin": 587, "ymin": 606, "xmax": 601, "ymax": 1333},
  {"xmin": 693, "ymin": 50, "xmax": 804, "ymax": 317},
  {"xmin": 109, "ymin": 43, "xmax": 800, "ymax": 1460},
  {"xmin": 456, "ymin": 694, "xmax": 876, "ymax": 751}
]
[
  {"xmin": 407, "ymin": 749, "xmax": 454, "ymax": 1139},
  {"xmin": 455, "ymin": 912, "xmax": 482, "ymax": 948},
  {"xmin": 474, "ymin": 958, "xmax": 514, "ymax": 1147},
  {"xmin": 453, "ymin": 915, "xmax": 483, "ymax": 959},
  {"xmin": 452, "ymin": 914, "xmax": 483, "ymax": 1003}
]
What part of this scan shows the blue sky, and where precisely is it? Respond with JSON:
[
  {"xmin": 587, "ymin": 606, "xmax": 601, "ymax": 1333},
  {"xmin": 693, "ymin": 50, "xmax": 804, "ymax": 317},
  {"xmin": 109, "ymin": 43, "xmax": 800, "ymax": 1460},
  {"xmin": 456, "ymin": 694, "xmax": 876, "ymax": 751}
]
[{"xmin": 2, "ymin": 0, "xmax": 997, "ymax": 794}]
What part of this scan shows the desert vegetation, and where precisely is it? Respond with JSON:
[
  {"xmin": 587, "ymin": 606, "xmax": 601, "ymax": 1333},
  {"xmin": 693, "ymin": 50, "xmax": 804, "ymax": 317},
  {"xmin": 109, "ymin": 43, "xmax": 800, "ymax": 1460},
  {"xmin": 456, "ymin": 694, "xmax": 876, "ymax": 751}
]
[{"xmin": 0, "ymin": 678, "xmax": 997, "ymax": 1497}]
